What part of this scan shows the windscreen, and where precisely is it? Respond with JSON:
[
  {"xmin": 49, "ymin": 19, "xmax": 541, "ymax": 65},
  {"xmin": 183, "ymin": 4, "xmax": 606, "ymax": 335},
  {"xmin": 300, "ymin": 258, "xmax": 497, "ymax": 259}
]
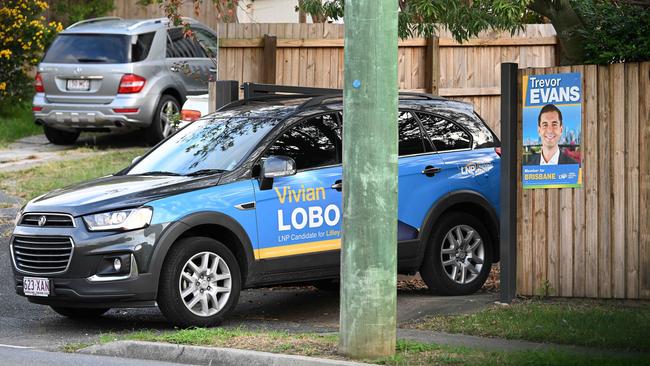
[
  {"xmin": 43, "ymin": 34, "xmax": 129, "ymax": 64},
  {"xmin": 127, "ymin": 115, "xmax": 280, "ymax": 176}
]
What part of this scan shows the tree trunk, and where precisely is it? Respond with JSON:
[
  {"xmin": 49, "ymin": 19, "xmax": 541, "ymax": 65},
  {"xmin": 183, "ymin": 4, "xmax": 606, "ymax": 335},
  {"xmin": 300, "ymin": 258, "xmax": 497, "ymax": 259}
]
[{"xmin": 528, "ymin": 0, "xmax": 586, "ymax": 65}]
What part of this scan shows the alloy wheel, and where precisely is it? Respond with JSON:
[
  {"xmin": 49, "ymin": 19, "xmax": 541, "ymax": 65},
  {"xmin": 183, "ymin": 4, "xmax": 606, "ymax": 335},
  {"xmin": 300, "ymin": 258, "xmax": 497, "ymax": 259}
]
[
  {"xmin": 439, "ymin": 225, "xmax": 485, "ymax": 285},
  {"xmin": 178, "ymin": 251, "xmax": 232, "ymax": 317},
  {"xmin": 160, "ymin": 100, "xmax": 179, "ymax": 138}
]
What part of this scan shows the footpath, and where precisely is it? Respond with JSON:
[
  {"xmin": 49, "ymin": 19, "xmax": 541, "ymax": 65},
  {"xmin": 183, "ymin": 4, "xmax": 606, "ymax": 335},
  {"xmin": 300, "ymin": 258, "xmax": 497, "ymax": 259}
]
[{"xmin": 79, "ymin": 326, "xmax": 645, "ymax": 366}]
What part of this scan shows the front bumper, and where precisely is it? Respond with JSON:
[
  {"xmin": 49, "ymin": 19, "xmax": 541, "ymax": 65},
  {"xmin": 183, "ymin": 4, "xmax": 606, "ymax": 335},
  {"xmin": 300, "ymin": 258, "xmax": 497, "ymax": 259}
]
[
  {"xmin": 11, "ymin": 217, "xmax": 168, "ymax": 308},
  {"xmin": 32, "ymin": 93, "xmax": 158, "ymax": 131}
]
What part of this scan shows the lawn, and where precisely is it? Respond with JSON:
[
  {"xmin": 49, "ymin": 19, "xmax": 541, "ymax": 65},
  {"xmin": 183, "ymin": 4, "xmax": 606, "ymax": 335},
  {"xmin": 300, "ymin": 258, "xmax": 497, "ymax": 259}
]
[
  {"xmin": 0, "ymin": 147, "xmax": 147, "ymax": 201},
  {"xmin": 414, "ymin": 299, "xmax": 649, "ymax": 352},
  {"xmin": 0, "ymin": 103, "xmax": 42, "ymax": 148},
  {"xmin": 93, "ymin": 328, "xmax": 648, "ymax": 366}
]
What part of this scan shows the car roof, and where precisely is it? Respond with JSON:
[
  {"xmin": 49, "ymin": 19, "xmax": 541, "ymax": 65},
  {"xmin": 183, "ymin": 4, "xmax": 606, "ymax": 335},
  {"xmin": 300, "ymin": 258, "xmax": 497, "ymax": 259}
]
[
  {"xmin": 62, "ymin": 17, "xmax": 201, "ymax": 35},
  {"xmin": 212, "ymin": 94, "xmax": 476, "ymax": 124}
]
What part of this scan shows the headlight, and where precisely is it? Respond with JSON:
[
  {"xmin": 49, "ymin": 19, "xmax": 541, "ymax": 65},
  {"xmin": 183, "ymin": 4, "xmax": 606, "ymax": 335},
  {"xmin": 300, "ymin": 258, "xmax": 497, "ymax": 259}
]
[
  {"xmin": 14, "ymin": 209, "xmax": 24, "ymax": 226},
  {"xmin": 83, "ymin": 207, "xmax": 153, "ymax": 231}
]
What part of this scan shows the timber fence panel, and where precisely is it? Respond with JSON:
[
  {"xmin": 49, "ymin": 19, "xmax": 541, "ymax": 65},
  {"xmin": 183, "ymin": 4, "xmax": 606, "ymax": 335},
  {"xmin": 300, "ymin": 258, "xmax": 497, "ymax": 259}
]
[
  {"xmin": 639, "ymin": 62, "xmax": 650, "ymax": 300},
  {"xmin": 583, "ymin": 65, "xmax": 599, "ymax": 298},
  {"xmin": 625, "ymin": 63, "xmax": 640, "ymax": 299},
  {"xmin": 518, "ymin": 63, "xmax": 648, "ymax": 299}
]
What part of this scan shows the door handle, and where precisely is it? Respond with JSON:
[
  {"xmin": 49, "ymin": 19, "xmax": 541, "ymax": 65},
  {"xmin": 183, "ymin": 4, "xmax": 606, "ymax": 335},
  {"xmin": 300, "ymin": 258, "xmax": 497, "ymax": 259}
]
[
  {"xmin": 331, "ymin": 180, "xmax": 342, "ymax": 191},
  {"xmin": 421, "ymin": 166, "xmax": 442, "ymax": 177}
]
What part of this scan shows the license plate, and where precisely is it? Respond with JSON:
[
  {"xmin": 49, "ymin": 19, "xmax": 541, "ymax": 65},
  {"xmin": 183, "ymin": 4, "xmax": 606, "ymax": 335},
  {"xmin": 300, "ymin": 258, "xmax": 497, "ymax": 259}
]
[
  {"xmin": 23, "ymin": 277, "xmax": 50, "ymax": 297},
  {"xmin": 66, "ymin": 79, "xmax": 90, "ymax": 91}
]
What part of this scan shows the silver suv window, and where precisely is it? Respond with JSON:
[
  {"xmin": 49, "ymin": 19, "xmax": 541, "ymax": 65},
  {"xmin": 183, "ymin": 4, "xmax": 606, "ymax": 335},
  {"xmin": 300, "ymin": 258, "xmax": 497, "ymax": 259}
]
[
  {"xmin": 131, "ymin": 32, "xmax": 156, "ymax": 62},
  {"xmin": 43, "ymin": 34, "xmax": 130, "ymax": 63},
  {"xmin": 43, "ymin": 32, "xmax": 157, "ymax": 64},
  {"xmin": 166, "ymin": 28, "xmax": 206, "ymax": 58}
]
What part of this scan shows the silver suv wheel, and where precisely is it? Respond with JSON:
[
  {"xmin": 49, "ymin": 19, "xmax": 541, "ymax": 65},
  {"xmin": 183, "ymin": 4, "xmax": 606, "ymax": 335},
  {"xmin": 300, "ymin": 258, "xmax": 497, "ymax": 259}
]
[
  {"xmin": 179, "ymin": 251, "xmax": 232, "ymax": 317},
  {"xmin": 160, "ymin": 99, "xmax": 179, "ymax": 138}
]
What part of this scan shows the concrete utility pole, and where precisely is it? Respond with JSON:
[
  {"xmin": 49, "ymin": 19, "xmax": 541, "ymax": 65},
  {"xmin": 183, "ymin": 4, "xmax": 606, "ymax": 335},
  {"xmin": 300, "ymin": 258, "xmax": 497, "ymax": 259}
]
[{"xmin": 340, "ymin": 0, "xmax": 398, "ymax": 359}]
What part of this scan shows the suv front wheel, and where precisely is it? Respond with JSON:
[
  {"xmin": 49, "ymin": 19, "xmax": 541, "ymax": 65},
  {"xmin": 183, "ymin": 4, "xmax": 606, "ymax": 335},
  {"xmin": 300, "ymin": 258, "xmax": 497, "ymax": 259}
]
[
  {"xmin": 43, "ymin": 125, "xmax": 80, "ymax": 145},
  {"xmin": 145, "ymin": 95, "xmax": 180, "ymax": 145},
  {"xmin": 157, "ymin": 237, "xmax": 241, "ymax": 328},
  {"xmin": 420, "ymin": 212, "xmax": 492, "ymax": 295}
]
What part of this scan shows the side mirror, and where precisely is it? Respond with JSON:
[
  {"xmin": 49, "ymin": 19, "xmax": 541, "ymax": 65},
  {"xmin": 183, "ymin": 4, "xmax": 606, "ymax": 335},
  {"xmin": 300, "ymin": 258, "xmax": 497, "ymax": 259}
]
[
  {"xmin": 131, "ymin": 156, "xmax": 142, "ymax": 165},
  {"xmin": 259, "ymin": 156, "xmax": 296, "ymax": 190}
]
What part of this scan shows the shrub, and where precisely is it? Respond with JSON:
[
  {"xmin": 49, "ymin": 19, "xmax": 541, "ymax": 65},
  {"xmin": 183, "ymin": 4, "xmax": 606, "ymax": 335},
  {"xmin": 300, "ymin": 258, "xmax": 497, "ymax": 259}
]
[
  {"xmin": 0, "ymin": 0, "xmax": 61, "ymax": 111},
  {"xmin": 575, "ymin": 0, "xmax": 650, "ymax": 64}
]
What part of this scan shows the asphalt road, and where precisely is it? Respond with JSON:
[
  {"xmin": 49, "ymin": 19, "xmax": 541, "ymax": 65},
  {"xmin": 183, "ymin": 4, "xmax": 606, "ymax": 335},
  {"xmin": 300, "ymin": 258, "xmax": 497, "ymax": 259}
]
[
  {"xmin": 0, "ymin": 222, "xmax": 496, "ymax": 350},
  {"xmin": 0, "ymin": 345, "xmax": 194, "ymax": 366}
]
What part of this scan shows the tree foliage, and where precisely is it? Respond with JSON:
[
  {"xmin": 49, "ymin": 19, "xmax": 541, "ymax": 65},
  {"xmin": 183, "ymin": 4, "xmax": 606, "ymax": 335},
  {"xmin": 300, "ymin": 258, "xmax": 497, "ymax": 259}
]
[
  {"xmin": 574, "ymin": 0, "xmax": 650, "ymax": 64},
  {"xmin": 137, "ymin": 0, "xmax": 240, "ymax": 24},
  {"xmin": 47, "ymin": 0, "xmax": 115, "ymax": 27},
  {"xmin": 295, "ymin": 0, "xmax": 529, "ymax": 42},
  {"xmin": 0, "ymin": 0, "xmax": 62, "ymax": 110}
]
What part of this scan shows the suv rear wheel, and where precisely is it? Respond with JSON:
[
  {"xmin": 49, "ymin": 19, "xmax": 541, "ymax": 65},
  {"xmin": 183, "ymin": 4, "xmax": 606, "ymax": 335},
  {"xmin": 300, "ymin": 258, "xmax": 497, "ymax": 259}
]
[
  {"xmin": 145, "ymin": 94, "xmax": 180, "ymax": 145},
  {"xmin": 157, "ymin": 237, "xmax": 241, "ymax": 328},
  {"xmin": 420, "ymin": 212, "xmax": 492, "ymax": 295},
  {"xmin": 43, "ymin": 125, "xmax": 80, "ymax": 145}
]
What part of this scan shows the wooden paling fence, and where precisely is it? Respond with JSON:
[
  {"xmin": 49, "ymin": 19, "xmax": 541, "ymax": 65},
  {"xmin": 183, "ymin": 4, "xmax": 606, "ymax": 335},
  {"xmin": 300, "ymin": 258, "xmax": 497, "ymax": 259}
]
[
  {"xmin": 110, "ymin": 1, "xmax": 559, "ymax": 131},
  {"xmin": 210, "ymin": 23, "xmax": 557, "ymax": 134},
  {"xmin": 517, "ymin": 63, "xmax": 650, "ymax": 299}
]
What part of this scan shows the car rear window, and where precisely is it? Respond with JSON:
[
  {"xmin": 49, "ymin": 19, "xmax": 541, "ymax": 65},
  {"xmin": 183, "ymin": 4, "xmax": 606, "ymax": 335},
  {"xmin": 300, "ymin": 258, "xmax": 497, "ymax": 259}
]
[{"xmin": 43, "ymin": 34, "xmax": 129, "ymax": 64}]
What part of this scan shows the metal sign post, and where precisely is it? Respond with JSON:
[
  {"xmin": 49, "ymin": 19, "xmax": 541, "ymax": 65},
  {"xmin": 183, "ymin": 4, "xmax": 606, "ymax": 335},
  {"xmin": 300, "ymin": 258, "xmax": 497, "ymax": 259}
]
[{"xmin": 500, "ymin": 63, "xmax": 518, "ymax": 303}]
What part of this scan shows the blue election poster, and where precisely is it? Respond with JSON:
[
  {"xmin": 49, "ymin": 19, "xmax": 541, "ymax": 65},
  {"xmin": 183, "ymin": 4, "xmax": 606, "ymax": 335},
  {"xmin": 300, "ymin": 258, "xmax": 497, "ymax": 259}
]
[{"xmin": 522, "ymin": 72, "xmax": 582, "ymax": 189}]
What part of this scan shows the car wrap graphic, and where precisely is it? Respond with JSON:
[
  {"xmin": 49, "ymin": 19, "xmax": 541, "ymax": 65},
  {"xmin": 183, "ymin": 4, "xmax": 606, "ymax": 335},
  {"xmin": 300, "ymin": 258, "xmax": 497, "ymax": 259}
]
[{"xmin": 254, "ymin": 167, "xmax": 343, "ymax": 259}]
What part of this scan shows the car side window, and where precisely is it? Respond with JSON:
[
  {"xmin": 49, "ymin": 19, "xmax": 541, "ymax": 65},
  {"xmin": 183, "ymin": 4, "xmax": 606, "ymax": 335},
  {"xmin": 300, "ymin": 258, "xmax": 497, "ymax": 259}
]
[
  {"xmin": 264, "ymin": 114, "xmax": 341, "ymax": 171},
  {"xmin": 417, "ymin": 113, "xmax": 471, "ymax": 152},
  {"xmin": 166, "ymin": 28, "xmax": 206, "ymax": 58},
  {"xmin": 131, "ymin": 32, "xmax": 155, "ymax": 62},
  {"xmin": 398, "ymin": 111, "xmax": 428, "ymax": 156},
  {"xmin": 193, "ymin": 28, "xmax": 218, "ymax": 58}
]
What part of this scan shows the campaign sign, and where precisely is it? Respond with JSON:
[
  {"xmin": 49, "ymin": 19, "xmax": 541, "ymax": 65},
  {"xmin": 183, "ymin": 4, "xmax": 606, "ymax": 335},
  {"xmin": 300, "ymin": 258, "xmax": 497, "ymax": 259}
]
[{"xmin": 522, "ymin": 72, "xmax": 582, "ymax": 189}]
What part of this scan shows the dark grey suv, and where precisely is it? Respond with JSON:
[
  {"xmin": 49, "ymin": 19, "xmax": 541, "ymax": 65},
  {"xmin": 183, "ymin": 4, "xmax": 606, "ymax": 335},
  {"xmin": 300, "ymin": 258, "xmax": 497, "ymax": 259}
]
[{"xmin": 33, "ymin": 16, "xmax": 219, "ymax": 145}]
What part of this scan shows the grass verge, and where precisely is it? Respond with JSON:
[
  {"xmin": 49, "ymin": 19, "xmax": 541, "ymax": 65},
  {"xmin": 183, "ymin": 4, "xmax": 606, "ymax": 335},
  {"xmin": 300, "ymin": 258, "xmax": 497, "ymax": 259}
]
[
  {"xmin": 413, "ymin": 299, "xmax": 649, "ymax": 352},
  {"xmin": 0, "ymin": 148, "xmax": 146, "ymax": 201},
  {"xmin": 0, "ymin": 103, "xmax": 41, "ymax": 148},
  {"xmin": 95, "ymin": 328, "xmax": 648, "ymax": 366}
]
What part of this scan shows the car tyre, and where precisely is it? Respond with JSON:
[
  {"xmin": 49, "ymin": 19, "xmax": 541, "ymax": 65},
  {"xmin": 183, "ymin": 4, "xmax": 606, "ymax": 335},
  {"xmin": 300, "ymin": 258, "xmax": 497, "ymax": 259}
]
[
  {"xmin": 420, "ymin": 212, "xmax": 492, "ymax": 296},
  {"xmin": 145, "ymin": 94, "xmax": 180, "ymax": 145},
  {"xmin": 43, "ymin": 125, "xmax": 80, "ymax": 145},
  {"xmin": 157, "ymin": 237, "xmax": 241, "ymax": 328},
  {"xmin": 50, "ymin": 306, "xmax": 109, "ymax": 318}
]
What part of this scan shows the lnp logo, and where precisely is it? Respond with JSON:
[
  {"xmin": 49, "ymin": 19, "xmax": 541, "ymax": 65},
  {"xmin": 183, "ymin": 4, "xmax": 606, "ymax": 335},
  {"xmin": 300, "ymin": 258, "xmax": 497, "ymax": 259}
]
[
  {"xmin": 37, "ymin": 216, "xmax": 47, "ymax": 227},
  {"xmin": 460, "ymin": 161, "xmax": 493, "ymax": 176}
]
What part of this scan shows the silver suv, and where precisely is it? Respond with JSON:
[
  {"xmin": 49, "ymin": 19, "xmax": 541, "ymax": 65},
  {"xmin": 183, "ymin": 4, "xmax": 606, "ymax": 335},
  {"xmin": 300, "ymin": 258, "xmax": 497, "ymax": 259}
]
[{"xmin": 33, "ymin": 17, "xmax": 219, "ymax": 145}]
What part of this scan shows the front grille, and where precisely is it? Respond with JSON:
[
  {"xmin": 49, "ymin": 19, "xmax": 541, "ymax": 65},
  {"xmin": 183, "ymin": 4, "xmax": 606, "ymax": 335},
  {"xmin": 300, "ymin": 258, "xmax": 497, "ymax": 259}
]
[
  {"xmin": 20, "ymin": 213, "xmax": 74, "ymax": 228},
  {"xmin": 11, "ymin": 235, "xmax": 73, "ymax": 274}
]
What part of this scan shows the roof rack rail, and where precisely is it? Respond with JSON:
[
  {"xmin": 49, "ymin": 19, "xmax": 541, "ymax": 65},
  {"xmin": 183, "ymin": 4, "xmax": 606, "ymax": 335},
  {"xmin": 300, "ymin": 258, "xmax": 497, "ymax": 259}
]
[
  {"xmin": 297, "ymin": 94, "xmax": 342, "ymax": 110},
  {"xmin": 224, "ymin": 83, "xmax": 449, "ymax": 112},
  {"xmin": 297, "ymin": 91, "xmax": 446, "ymax": 110},
  {"xmin": 217, "ymin": 94, "xmax": 317, "ymax": 112},
  {"xmin": 67, "ymin": 17, "xmax": 123, "ymax": 29},
  {"xmin": 127, "ymin": 17, "xmax": 167, "ymax": 31},
  {"xmin": 242, "ymin": 82, "xmax": 342, "ymax": 99},
  {"xmin": 398, "ymin": 92, "xmax": 446, "ymax": 101}
]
